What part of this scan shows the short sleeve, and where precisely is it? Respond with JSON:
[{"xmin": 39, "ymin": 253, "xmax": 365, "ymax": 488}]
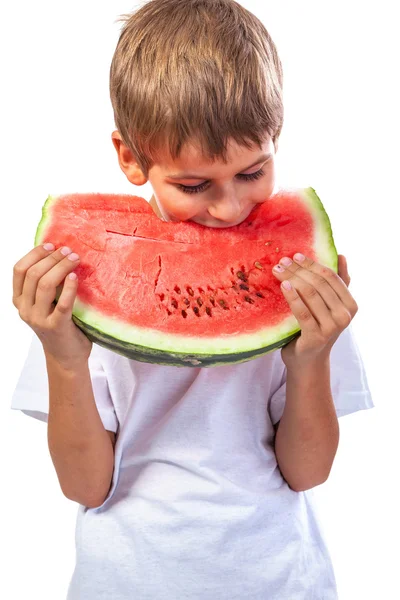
[
  {"xmin": 269, "ymin": 324, "xmax": 374, "ymax": 425},
  {"xmin": 10, "ymin": 334, "xmax": 119, "ymax": 433}
]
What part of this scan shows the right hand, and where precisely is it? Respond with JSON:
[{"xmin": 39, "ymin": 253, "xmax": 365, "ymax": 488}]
[{"xmin": 12, "ymin": 243, "xmax": 92, "ymax": 371}]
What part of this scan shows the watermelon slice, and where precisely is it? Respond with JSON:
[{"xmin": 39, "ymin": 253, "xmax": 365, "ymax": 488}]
[{"xmin": 34, "ymin": 188, "xmax": 337, "ymax": 367}]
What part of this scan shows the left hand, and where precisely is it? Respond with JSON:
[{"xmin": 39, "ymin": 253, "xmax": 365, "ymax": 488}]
[{"xmin": 272, "ymin": 253, "xmax": 358, "ymax": 367}]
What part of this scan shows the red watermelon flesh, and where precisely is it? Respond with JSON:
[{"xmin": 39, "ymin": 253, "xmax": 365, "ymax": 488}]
[{"xmin": 34, "ymin": 188, "xmax": 337, "ymax": 366}]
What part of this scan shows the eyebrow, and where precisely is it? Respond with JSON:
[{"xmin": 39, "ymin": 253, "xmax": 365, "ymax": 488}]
[{"xmin": 166, "ymin": 153, "xmax": 272, "ymax": 180}]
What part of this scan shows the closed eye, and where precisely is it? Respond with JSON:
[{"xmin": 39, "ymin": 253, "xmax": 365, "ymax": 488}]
[{"xmin": 176, "ymin": 167, "xmax": 266, "ymax": 195}]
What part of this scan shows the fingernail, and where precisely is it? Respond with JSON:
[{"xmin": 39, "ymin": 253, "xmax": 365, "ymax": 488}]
[
  {"xmin": 43, "ymin": 242, "xmax": 55, "ymax": 251},
  {"xmin": 280, "ymin": 257, "xmax": 292, "ymax": 266},
  {"xmin": 61, "ymin": 246, "xmax": 72, "ymax": 256},
  {"xmin": 294, "ymin": 253, "xmax": 305, "ymax": 262},
  {"xmin": 67, "ymin": 253, "xmax": 80, "ymax": 261},
  {"xmin": 273, "ymin": 264, "xmax": 285, "ymax": 272}
]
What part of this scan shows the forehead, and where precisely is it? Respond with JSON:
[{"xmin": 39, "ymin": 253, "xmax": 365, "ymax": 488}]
[{"xmin": 154, "ymin": 136, "xmax": 274, "ymax": 174}]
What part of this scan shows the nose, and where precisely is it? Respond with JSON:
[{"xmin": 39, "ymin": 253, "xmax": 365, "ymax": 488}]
[{"xmin": 207, "ymin": 193, "xmax": 244, "ymax": 224}]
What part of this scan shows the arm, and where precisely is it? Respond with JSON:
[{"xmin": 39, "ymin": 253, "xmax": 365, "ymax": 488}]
[
  {"xmin": 12, "ymin": 244, "xmax": 116, "ymax": 509},
  {"xmin": 270, "ymin": 253, "xmax": 357, "ymax": 492},
  {"xmin": 46, "ymin": 355, "xmax": 116, "ymax": 508},
  {"xmin": 274, "ymin": 356, "xmax": 339, "ymax": 492}
]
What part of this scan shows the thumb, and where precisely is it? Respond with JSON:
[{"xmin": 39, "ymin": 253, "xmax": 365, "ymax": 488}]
[{"xmin": 337, "ymin": 254, "xmax": 351, "ymax": 287}]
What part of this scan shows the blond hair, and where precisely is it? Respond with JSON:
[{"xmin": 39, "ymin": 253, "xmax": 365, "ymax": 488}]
[{"xmin": 110, "ymin": 0, "xmax": 283, "ymax": 177}]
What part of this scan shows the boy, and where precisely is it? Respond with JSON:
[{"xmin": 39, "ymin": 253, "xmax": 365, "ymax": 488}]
[{"xmin": 11, "ymin": 1, "xmax": 373, "ymax": 598}]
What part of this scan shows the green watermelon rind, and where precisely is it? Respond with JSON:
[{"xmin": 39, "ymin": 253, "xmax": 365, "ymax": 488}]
[
  {"xmin": 301, "ymin": 187, "xmax": 338, "ymax": 272},
  {"xmin": 72, "ymin": 313, "xmax": 301, "ymax": 367},
  {"xmin": 35, "ymin": 194, "xmax": 55, "ymax": 247},
  {"xmin": 70, "ymin": 295, "xmax": 302, "ymax": 359},
  {"xmin": 34, "ymin": 187, "xmax": 337, "ymax": 367}
]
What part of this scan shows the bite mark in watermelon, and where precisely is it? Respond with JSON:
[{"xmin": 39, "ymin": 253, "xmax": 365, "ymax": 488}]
[{"xmin": 34, "ymin": 188, "xmax": 337, "ymax": 366}]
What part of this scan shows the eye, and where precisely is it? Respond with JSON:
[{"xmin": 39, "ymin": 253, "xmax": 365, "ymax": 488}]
[
  {"xmin": 176, "ymin": 181, "xmax": 209, "ymax": 195},
  {"xmin": 176, "ymin": 167, "xmax": 266, "ymax": 195},
  {"xmin": 236, "ymin": 168, "xmax": 265, "ymax": 183}
]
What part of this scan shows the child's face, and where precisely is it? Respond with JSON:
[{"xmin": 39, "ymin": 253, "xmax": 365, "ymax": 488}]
[
  {"xmin": 148, "ymin": 136, "xmax": 276, "ymax": 228},
  {"xmin": 112, "ymin": 132, "xmax": 276, "ymax": 228}
]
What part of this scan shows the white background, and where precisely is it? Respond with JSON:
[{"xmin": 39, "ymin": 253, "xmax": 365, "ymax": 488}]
[{"xmin": 1, "ymin": 1, "xmax": 398, "ymax": 598}]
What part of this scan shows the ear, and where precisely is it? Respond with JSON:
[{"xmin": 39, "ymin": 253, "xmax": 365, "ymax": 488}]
[{"xmin": 111, "ymin": 131, "xmax": 148, "ymax": 186}]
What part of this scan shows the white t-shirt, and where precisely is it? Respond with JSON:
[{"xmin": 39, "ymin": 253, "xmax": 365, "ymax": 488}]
[{"xmin": 11, "ymin": 325, "xmax": 373, "ymax": 600}]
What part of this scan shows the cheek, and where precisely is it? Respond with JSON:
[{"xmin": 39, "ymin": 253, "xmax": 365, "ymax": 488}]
[
  {"xmin": 156, "ymin": 188, "xmax": 202, "ymax": 221},
  {"xmin": 252, "ymin": 170, "xmax": 276, "ymax": 203}
]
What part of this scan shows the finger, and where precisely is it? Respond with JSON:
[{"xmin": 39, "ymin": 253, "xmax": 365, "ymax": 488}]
[
  {"xmin": 337, "ymin": 255, "xmax": 351, "ymax": 287},
  {"xmin": 13, "ymin": 243, "xmax": 56, "ymax": 305},
  {"xmin": 285, "ymin": 253, "xmax": 357, "ymax": 317},
  {"xmin": 21, "ymin": 246, "xmax": 74, "ymax": 309},
  {"xmin": 273, "ymin": 254, "xmax": 356, "ymax": 333},
  {"xmin": 34, "ymin": 250, "xmax": 80, "ymax": 319},
  {"xmin": 273, "ymin": 262, "xmax": 334, "ymax": 327},
  {"xmin": 50, "ymin": 272, "xmax": 79, "ymax": 325},
  {"xmin": 279, "ymin": 279, "xmax": 322, "ymax": 332},
  {"xmin": 275, "ymin": 256, "xmax": 342, "ymax": 315}
]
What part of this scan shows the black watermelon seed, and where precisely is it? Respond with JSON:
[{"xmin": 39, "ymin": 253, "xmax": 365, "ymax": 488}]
[
  {"xmin": 183, "ymin": 298, "xmax": 190, "ymax": 306},
  {"xmin": 187, "ymin": 287, "xmax": 194, "ymax": 296},
  {"xmin": 218, "ymin": 299, "xmax": 229, "ymax": 309},
  {"xmin": 237, "ymin": 271, "xmax": 247, "ymax": 281},
  {"xmin": 197, "ymin": 298, "xmax": 203, "ymax": 307},
  {"xmin": 256, "ymin": 292, "xmax": 265, "ymax": 298},
  {"xmin": 193, "ymin": 306, "xmax": 200, "ymax": 316},
  {"xmin": 174, "ymin": 285, "xmax": 181, "ymax": 294},
  {"xmin": 244, "ymin": 296, "xmax": 254, "ymax": 304},
  {"xmin": 239, "ymin": 284, "xmax": 249, "ymax": 291},
  {"xmin": 210, "ymin": 297, "xmax": 216, "ymax": 306},
  {"xmin": 181, "ymin": 310, "xmax": 187, "ymax": 318},
  {"xmin": 171, "ymin": 299, "xmax": 178, "ymax": 309},
  {"xmin": 206, "ymin": 307, "xmax": 212, "ymax": 316}
]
